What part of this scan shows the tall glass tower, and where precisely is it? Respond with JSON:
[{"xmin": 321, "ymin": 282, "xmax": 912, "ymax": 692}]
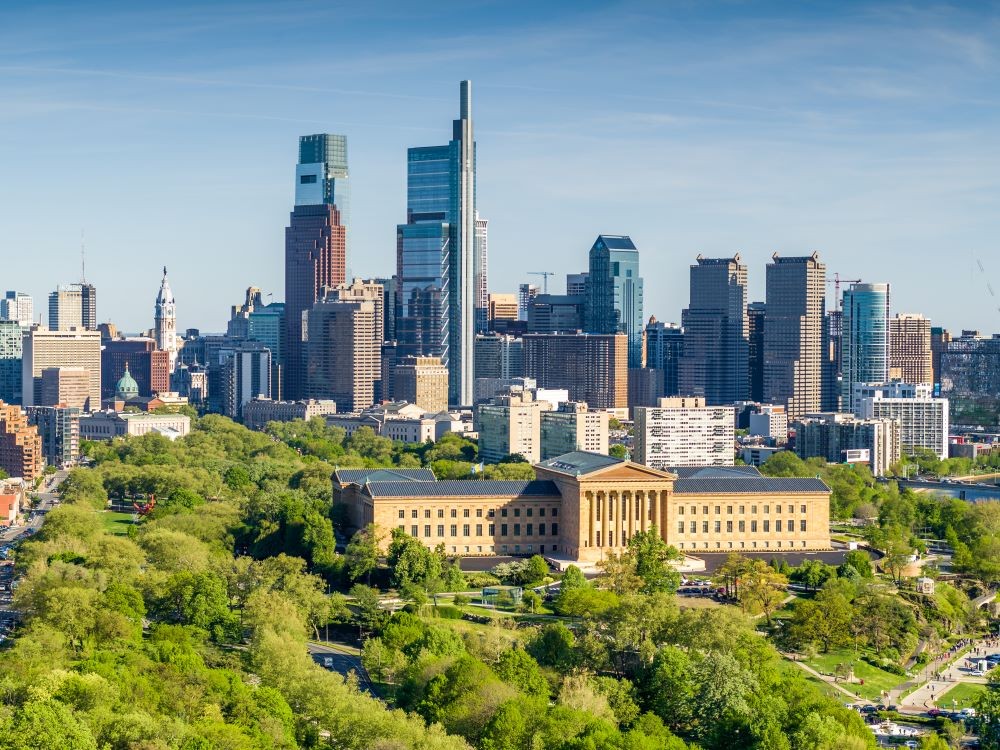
[
  {"xmin": 396, "ymin": 81, "xmax": 476, "ymax": 407},
  {"xmin": 584, "ymin": 235, "xmax": 644, "ymax": 367},
  {"xmin": 841, "ymin": 282, "xmax": 890, "ymax": 411},
  {"xmin": 283, "ymin": 134, "xmax": 349, "ymax": 400}
]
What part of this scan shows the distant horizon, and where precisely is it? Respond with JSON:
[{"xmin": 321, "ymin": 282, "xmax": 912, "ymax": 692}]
[{"xmin": 3, "ymin": 0, "xmax": 1000, "ymax": 333}]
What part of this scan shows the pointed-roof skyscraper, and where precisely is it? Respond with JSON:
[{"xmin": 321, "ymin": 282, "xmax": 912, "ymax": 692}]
[{"xmin": 154, "ymin": 266, "xmax": 178, "ymax": 372}]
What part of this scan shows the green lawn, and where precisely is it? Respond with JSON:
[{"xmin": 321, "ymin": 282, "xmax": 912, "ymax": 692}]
[
  {"xmin": 935, "ymin": 681, "xmax": 987, "ymax": 709},
  {"xmin": 100, "ymin": 511, "xmax": 137, "ymax": 536},
  {"xmin": 804, "ymin": 650, "xmax": 909, "ymax": 702}
]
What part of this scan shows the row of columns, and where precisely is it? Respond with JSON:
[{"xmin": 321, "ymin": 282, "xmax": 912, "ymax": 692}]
[{"xmin": 585, "ymin": 489, "xmax": 668, "ymax": 548}]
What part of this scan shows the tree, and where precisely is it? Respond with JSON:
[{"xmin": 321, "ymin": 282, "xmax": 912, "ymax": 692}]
[
  {"xmin": 629, "ymin": 529, "xmax": 681, "ymax": 594},
  {"xmin": 596, "ymin": 551, "xmax": 643, "ymax": 595},
  {"xmin": 523, "ymin": 555, "xmax": 549, "ymax": 585},
  {"xmin": 737, "ymin": 560, "xmax": 787, "ymax": 624},
  {"xmin": 760, "ymin": 451, "xmax": 811, "ymax": 477},
  {"xmin": 387, "ymin": 527, "xmax": 442, "ymax": 588},
  {"xmin": 527, "ymin": 622, "xmax": 578, "ymax": 670},
  {"xmin": 349, "ymin": 583, "xmax": 386, "ymax": 636},
  {"xmin": 842, "ymin": 550, "xmax": 873, "ymax": 578},
  {"xmin": 345, "ymin": 524, "xmax": 381, "ymax": 583},
  {"xmin": 609, "ymin": 444, "xmax": 628, "ymax": 459},
  {"xmin": 793, "ymin": 559, "xmax": 834, "ymax": 591},
  {"xmin": 560, "ymin": 565, "xmax": 587, "ymax": 593}
]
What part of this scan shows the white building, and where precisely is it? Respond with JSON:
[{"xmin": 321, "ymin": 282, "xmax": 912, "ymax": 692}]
[
  {"xmin": 633, "ymin": 396, "xmax": 735, "ymax": 469},
  {"xmin": 80, "ymin": 411, "xmax": 191, "ymax": 441},
  {"xmin": 749, "ymin": 405, "xmax": 788, "ymax": 443},
  {"xmin": 326, "ymin": 402, "xmax": 468, "ymax": 444},
  {"xmin": 793, "ymin": 412, "xmax": 901, "ymax": 477},
  {"xmin": 476, "ymin": 389, "xmax": 546, "ymax": 463},
  {"xmin": 0, "ymin": 292, "xmax": 33, "ymax": 328},
  {"xmin": 243, "ymin": 398, "xmax": 338, "ymax": 431},
  {"xmin": 540, "ymin": 401, "xmax": 609, "ymax": 460},
  {"xmin": 852, "ymin": 381, "xmax": 948, "ymax": 460}
]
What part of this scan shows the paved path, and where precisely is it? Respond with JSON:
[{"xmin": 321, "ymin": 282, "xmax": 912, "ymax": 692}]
[
  {"xmin": 900, "ymin": 639, "xmax": 999, "ymax": 710},
  {"xmin": 788, "ymin": 658, "xmax": 871, "ymax": 702},
  {"xmin": 307, "ymin": 640, "xmax": 377, "ymax": 696}
]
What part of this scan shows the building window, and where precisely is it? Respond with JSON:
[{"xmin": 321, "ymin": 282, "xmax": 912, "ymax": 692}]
[
  {"xmin": 463, "ymin": 509, "xmax": 470, "ymax": 518},
  {"xmin": 501, "ymin": 509, "xmax": 508, "ymax": 517},
  {"xmin": 501, "ymin": 524, "xmax": 508, "ymax": 536},
  {"xmin": 489, "ymin": 508, "xmax": 495, "ymax": 517},
  {"xmin": 527, "ymin": 508, "xmax": 533, "ymax": 517},
  {"xmin": 476, "ymin": 524, "xmax": 482, "ymax": 536},
  {"xmin": 437, "ymin": 525, "xmax": 444, "ymax": 536},
  {"xmin": 514, "ymin": 524, "xmax": 521, "ymax": 536},
  {"xmin": 424, "ymin": 525, "xmax": 431, "ymax": 537},
  {"xmin": 763, "ymin": 520, "xmax": 770, "ymax": 532},
  {"xmin": 551, "ymin": 508, "xmax": 558, "ymax": 517},
  {"xmin": 539, "ymin": 508, "xmax": 546, "ymax": 517},
  {"xmin": 702, "ymin": 505, "xmax": 708, "ymax": 515},
  {"xmin": 451, "ymin": 509, "xmax": 457, "ymax": 518},
  {"xmin": 463, "ymin": 524, "xmax": 470, "ymax": 536},
  {"xmin": 750, "ymin": 521, "xmax": 757, "ymax": 533},
  {"xmin": 411, "ymin": 525, "xmax": 418, "ymax": 536},
  {"xmin": 739, "ymin": 505, "xmax": 745, "ymax": 514},
  {"xmin": 398, "ymin": 509, "xmax": 404, "ymax": 519},
  {"xmin": 800, "ymin": 520, "xmax": 807, "ymax": 532},
  {"xmin": 690, "ymin": 506, "xmax": 696, "ymax": 515},
  {"xmin": 678, "ymin": 506, "xmax": 684, "ymax": 515},
  {"xmin": 489, "ymin": 524, "xmax": 495, "ymax": 535},
  {"xmin": 714, "ymin": 506, "xmax": 720, "ymax": 514},
  {"xmin": 424, "ymin": 509, "xmax": 431, "ymax": 519},
  {"xmin": 689, "ymin": 521, "xmax": 696, "ymax": 533},
  {"xmin": 551, "ymin": 523, "xmax": 558, "ymax": 536},
  {"xmin": 776, "ymin": 520, "xmax": 782, "ymax": 532},
  {"xmin": 702, "ymin": 521, "xmax": 708, "ymax": 533},
  {"xmin": 437, "ymin": 509, "xmax": 444, "ymax": 518},
  {"xmin": 411, "ymin": 510, "xmax": 418, "ymax": 519},
  {"xmin": 514, "ymin": 508, "xmax": 521, "ymax": 517},
  {"xmin": 527, "ymin": 523, "xmax": 533, "ymax": 536},
  {"xmin": 727, "ymin": 505, "xmax": 733, "ymax": 514},
  {"xmin": 775, "ymin": 505, "xmax": 782, "ymax": 514},
  {"xmin": 678, "ymin": 521, "xmax": 684, "ymax": 534},
  {"xmin": 751, "ymin": 505, "xmax": 757, "ymax": 514},
  {"xmin": 476, "ymin": 509, "xmax": 483, "ymax": 518},
  {"xmin": 800, "ymin": 505, "xmax": 806, "ymax": 514},
  {"xmin": 764, "ymin": 505, "xmax": 769, "ymax": 515},
  {"xmin": 450, "ymin": 525, "xmax": 457, "ymax": 537},
  {"xmin": 398, "ymin": 524, "xmax": 404, "ymax": 533},
  {"xmin": 788, "ymin": 518, "xmax": 793, "ymax": 532},
  {"xmin": 726, "ymin": 521, "xmax": 733, "ymax": 532},
  {"xmin": 539, "ymin": 523, "xmax": 546, "ymax": 536},
  {"xmin": 714, "ymin": 521, "xmax": 721, "ymax": 533}
]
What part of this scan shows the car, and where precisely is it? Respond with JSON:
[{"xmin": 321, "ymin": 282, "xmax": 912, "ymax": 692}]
[
  {"xmin": 322, "ymin": 656, "xmax": 334, "ymax": 668},
  {"xmin": 927, "ymin": 708, "xmax": 942, "ymax": 717},
  {"xmin": 860, "ymin": 705, "xmax": 877, "ymax": 714}
]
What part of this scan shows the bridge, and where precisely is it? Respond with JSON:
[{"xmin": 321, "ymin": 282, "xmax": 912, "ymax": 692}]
[
  {"xmin": 889, "ymin": 479, "xmax": 1000, "ymax": 502},
  {"xmin": 952, "ymin": 471, "xmax": 1000, "ymax": 483}
]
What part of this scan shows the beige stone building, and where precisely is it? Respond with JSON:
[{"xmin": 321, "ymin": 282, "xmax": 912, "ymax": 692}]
[
  {"xmin": 39, "ymin": 367, "xmax": 93, "ymax": 411},
  {"xmin": 334, "ymin": 451, "xmax": 831, "ymax": 561},
  {"xmin": 394, "ymin": 356, "xmax": 449, "ymax": 413},
  {"xmin": 22, "ymin": 326, "xmax": 102, "ymax": 410}
]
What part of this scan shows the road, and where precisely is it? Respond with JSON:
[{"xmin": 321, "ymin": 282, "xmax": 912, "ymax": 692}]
[
  {"xmin": 307, "ymin": 641, "xmax": 377, "ymax": 696},
  {"xmin": 900, "ymin": 639, "xmax": 1000, "ymax": 711}
]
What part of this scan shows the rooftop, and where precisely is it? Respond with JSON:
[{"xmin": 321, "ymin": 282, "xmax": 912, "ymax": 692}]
[
  {"xmin": 534, "ymin": 451, "xmax": 624, "ymax": 476},
  {"xmin": 673, "ymin": 476, "xmax": 829, "ymax": 494},
  {"xmin": 335, "ymin": 468, "xmax": 436, "ymax": 485},
  {"xmin": 365, "ymin": 479, "xmax": 560, "ymax": 499},
  {"xmin": 668, "ymin": 466, "xmax": 762, "ymax": 479}
]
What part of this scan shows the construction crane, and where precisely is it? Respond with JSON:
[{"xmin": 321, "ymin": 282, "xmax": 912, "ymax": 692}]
[
  {"xmin": 826, "ymin": 272, "xmax": 862, "ymax": 310},
  {"xmin": 528, "ymin": 271, "xmax": 555, "ymax": 294},
  {"xmin": 976, "ymin": 258, "xmax": 1000, "ymax": 314}
]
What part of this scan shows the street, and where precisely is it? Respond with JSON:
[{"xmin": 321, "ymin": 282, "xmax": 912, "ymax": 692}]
[{"xmin": 307, "ymin": 641, "xmax": 377, "ymax": 696}]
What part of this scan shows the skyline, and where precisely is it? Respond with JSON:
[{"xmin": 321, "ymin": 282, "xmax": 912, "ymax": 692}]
[{"xmin": 3, "ymin": 1, "xmax": 1000, "ymax": 332}]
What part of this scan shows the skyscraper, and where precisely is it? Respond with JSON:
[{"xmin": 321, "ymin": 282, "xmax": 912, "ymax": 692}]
[
  {"xmin": 284, "ymin": 134, "xmax": 349, "ymax": 400},
  {"xmin": 747, "ymin": 302, "xmax": 766, "ymax": 402},
  {"xmin": 890, "ymin": 313, "xmax": 932, "ymax": 385},
  {"xmin": 305, "ymin": 296, "xmax": 379, "ymax": 412},
  {"xmin": 0, "ymin": 321, "xmax": 22, "ymax": 405},
  {"xmin": 677, "ymin": 255, "xmax": 748, "ymax": 404},
  {"xmin": 49, "ymin": 283, "xmax": 97, "ymax": 331},
  {"xmin": 585, "ymin": 235, "xmax": 644, "ymax": 367},
  {"xmin": 0, "ymin": 292, "xmax": 33, "ymax": 327},
  {"xmin": 763, "ymin": 253, "xmax": 827, "ymax": 417},
  {"xmin": 840, "ymin": 282, "xmax": 890, "ymax": 411},
  {"xmin": 396, "ymin": 81, "xmax": 476, "ymax": 408},
  {"xmin": 475, "ymin": 214, "xmax": 489, "ymax": 334},
  {"xmin": 22, "ymin": 326, "xmax": 101, "ymax": 411},
  {"xmin": 154, "ymin": 267, "xmax": 178, "ymax": 372},
  {"xmin": 645, "ymin": 317, "xmax": 684, "ymax": 399}
]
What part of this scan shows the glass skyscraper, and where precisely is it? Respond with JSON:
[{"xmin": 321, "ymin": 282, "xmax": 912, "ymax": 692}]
[
  {"xmin": 396, "ymin": 81, "xmax": 477, "ymax": 407},
  {"xmin": 283, "ymin": 134, "xmax": 348, "ymax": 400},
  {"xmin": 584, "ymin": 235, "xmax": 644, "ymax": 367},
  {"xmin": 841, "ymin": 282, "xmax": 890, "ymax": 411}
]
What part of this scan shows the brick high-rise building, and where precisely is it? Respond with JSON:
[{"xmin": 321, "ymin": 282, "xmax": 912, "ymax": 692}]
[
  {"xmin": 102, "ymin": 338, "xmax": 170, "ymax": 398},
  {"xmin": 890, "ymin": 314, "xmax": 932, "ymax": 385},
  {"xmin": 306, "ymin": 296, "xmax": 379, "ymax": 413},
  {"xmin": 523, "ymin": 333, "xmax": 628, "ymax": 410},
  {"xmin": 763, "ymin": 253, "xmax": 826, "ymax": 417},
  {"xmin": 0, "ymin": 402, "xmax": 42, "ymax": 481},
  {"xmin": 284, "ymin": 134, "xmax": 349, "ymax": 400}
]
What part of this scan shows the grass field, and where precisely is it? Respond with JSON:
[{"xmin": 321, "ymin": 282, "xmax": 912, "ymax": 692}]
[
  {"xmin": 935, "ymin": 681, "xmax": 988, "ymax": 709},
  {"xmin": 804, "ymin": 650, "xmax": 908, "ymax": 702},
  {"xmin": 100, "ymin": 511, "xmax": 136, "ymax": 536}
]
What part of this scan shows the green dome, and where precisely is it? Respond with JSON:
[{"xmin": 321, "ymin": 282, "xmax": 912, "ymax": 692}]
[{"xmin": 116, "ymin": 364, "xmax": 139, "ymax": 399}]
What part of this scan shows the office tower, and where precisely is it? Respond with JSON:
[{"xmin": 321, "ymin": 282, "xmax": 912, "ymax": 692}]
[
  {"xmin": 22, "ymin": 327, "xmax": 101, "ymax": 410},
  {"xmin": 154, "ymin": 267, "xmax": 178, "ymax": 372},
  {"xmin": 747, "ymin": 302, "xmax": 766, "ymax": 402},
  {"xmin": 39, "ymin": 367, "xmax": 92, "ymax": 411},
  {"xmin": 487, "ymin": 293, "xmax": 519, "ymax": 329},
  {"xmin": 763, "ymin": 253, "xmax": 827, "ymax": 417},
  {"xmin": 853, "ymin": 381, "xmax": 948, "ymax": 459},
  {"xmin": 373, "ymin": 277, "xmax": 397, "ymax": 342},
  {"xmin": 645, "ymin": 317, "xmax": 684, "ymax": 399},
  {"xmin": 0, "ymin": 292, "xmax": 33, "ymax": 327},
  {"xmin": 528, "ymin": 294, "xmax": 585, "ymax": 334},
  {"xmin": 939, "ymin": 332, "xmax": 1000, "ymax": 399},
  {"xmin": 930, "ymin": 327, "xmax": 952, "ymax": 390},
  {"xmin": 305, "ymin": 297, "xmax": 379, "ymax": 412},
  {"xmin": 0, "ymin": 402, "xmax": 42, "ymax": 481},
  {"xmin": 396, "ymin": 81, "xmax": 476, "ymax": 408},
  {"xmin": 678, "ymin": 255, "xmax": 748, "ymax": 404},
  {"xmin": 633, "ymin": 396, "xmax": 736, "ymax": 468},
  {"xmin": 540, "ymin": 401, "xmax": 609, "ymax": 459},
  {"xmin": 49, "ymin": 283, "xmax": 97, "ymax": 331},
  {"xmin": 474, "ymin": 333, "xmax": 525, "ymax": 402},
  {"xmin": 523, "ymin": 333, "xmax": 628, "ymax": 410},
  {"xmin": 890, "ymin": 314, "xmax": 932, "ymax": 385},
  {"xmin": 793, "ymin": 412, "xmax": 900, "ymax": 477},
  {"xmin": 284, "ymin": 133, "xmax": 349, "ymax": 400},
  {"xmin": 102, "ymin": 338, "xmax": 170, "ymax": 398},
  {"xmin": 475, "ymin": 215, "xmax": 489, "ymax": 333},
  {"xmin": 822, "ymin": 309, "xmax": 842, "ymax": 411},
  {"xmin": 173, "ymin": 362, "xmax": 208, "ymax": 406},
  {"xmin": 220, "ymin": 342, "xmax": 272, "ymax": 421},
  {"xmin": 840, "ymin": 283, "xmax": 890, "ymax": 411},
  {"xmin": 331, "ymin": 278, "xmax": 385, "ymax": 344},
  {"xmin": 518, "ymin": 284, "xmax": 539, "ymax": 321},
  {"xmin": 0, "ymin": 321, "xmax": 22, "ymax": 404},
  {"xmin": 748, "ymin": 404, "xmax": 788, "ymax": 444},
  {"xmin": 476, "ymin": 388, "xmax": 545, "ymax": 464},
  {"xmin": 26, "ymin": 405, "xmax": 80, "ymax": 468},
  {"xmin": 628, "ymin": 367, "xmax": 664, "ymax": 408},
  {"xmin": 566, "ymin": 273, "xmax": 588, "ymax": 297},
  {"xmin": 229, "ymin": 286, "xmax": 263, "ymax": 338},
  {"xmin": 394, "ymin": 356, "xmax": 449, "ymax": 413},
  {"xmin": 585, "ymin": 235, "xmax": 645, "ymax": 367}
]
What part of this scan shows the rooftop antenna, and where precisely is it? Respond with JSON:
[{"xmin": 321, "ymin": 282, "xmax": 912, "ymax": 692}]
[{"xmin": 80, "ymin": 229, "xmax": 87, "ymax": 283}]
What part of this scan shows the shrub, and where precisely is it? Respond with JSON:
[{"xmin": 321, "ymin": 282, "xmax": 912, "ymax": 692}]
[{"xmin": 434, "ymin": 605, "xmax": 462, "ymax": 620}]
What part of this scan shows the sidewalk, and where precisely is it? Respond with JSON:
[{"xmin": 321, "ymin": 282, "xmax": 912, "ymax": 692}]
[{"xmin": 900, "ymin": 638, "xmax": 998, "ymax": 710}]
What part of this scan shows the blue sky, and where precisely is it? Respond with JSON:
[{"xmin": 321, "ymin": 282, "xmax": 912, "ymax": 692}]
[{"xmin": 1, "ymin": 0, "xmax": 999, "ymax": 333}]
